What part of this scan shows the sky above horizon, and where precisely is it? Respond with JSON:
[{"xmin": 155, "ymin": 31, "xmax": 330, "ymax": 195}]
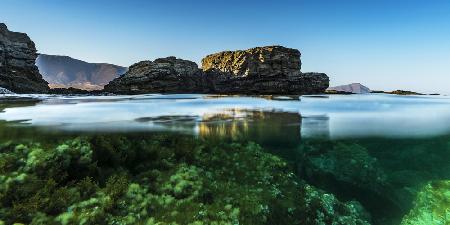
[{"xmin": 2, "ymin": 0, "xmax": 450, "ymax": 94}]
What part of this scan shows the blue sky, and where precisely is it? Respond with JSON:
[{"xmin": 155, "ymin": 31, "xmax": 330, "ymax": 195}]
[{"xmin": 2, "ymin": 0, "xmax": 450, "ymax": 93}]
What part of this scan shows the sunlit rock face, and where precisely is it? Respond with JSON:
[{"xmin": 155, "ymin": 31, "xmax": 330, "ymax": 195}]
[
  {"xmin": 202, "ymin": 46, "xmax": 302, "ymax": 78},
  {"xmin": 202, "ymin": 46, "xmax": 328, "ymax": 95},
  {"xmin": 0, "ymin": 23, "xmax": 49, "ymax": 93},
  {"xmin": 105, "ymin": 46, "xmax": 329, "ymax": 95}
]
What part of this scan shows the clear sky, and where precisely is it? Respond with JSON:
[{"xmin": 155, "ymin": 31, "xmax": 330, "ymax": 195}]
[{"xmin": 2, "ymin": 0, "xmax": 450, "ymax": 94}]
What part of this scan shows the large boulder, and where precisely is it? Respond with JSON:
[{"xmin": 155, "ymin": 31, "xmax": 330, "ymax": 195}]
[
  {"xmin": 0, "ymin": 23, "xmax": 49, "ymax": 93},
  {"xmin": 104, "ymin": 57, "xmax": 205, "ymax": 94}
]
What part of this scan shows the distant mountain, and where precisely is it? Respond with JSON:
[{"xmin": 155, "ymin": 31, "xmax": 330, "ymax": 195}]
[
  {"xmin": 327, "ymin": 83, "xmax": 371, "ymax": 94},
  {"xmin": 36, "ymin": 54, "xmax": 127, "ymax": 90}
]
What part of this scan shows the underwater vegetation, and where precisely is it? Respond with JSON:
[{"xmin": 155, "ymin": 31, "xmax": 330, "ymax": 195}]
[
  {"xmin": 294, "ymin": 138, "xmax": 450, "ymax": 225},
  {"xmin": 0, "ymin": 134, "xmax": 371, "ymax": 225},
  {"xmin": 400, "ymin": 180, "xmax": 450, "ymax": 225}
]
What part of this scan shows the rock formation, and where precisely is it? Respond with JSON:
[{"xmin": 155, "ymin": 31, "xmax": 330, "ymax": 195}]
[
  {"xmin": 0, "ymin": 23, "xmax": 49, "ymax": 93},
  {"xmin": 105, "ymin": 46, "xmax": 329, "ymax": 95},
  {"xmin": 202, "ymin": 46, "xmax": 301, "ymax": 77},
  {"xmin": 36, "ymin": 54, "xmax": 127, "ymax": 90},
  {"xmin": 105, "ymin": 57, "xmax": 206, "ymax": 94}
]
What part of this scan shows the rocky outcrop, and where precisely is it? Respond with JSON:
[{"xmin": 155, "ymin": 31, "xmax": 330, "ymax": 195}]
[
  {"xmin": 104, "ymin": 46, "xmax": 329, "ymax": 95},
  {"xmin": 104, "ymin": 57, "xmax": 206, "ymax": 94},
  {"xmin": 36, "ymin": 54, "xmax": 127, "ymax": 90},
  {"xmin": 202, "ymin": 46, "xmax": 301, "ymax": 77},
  {"xmin": 0, "ymin": 23, "xmax": 49, "ymax": 93}
]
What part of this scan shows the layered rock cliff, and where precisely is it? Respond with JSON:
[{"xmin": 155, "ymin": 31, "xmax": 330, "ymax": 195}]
[
  {"xmin": 104, "ymin": 46, "xmax": 329, "ymax": 95},
  {"xmin": 202, "ymin": 46, "xmax": 301, "ymax": 77},
  {"xmin": 0, "ymin": 23, "xmax": 49, "ymax": 93},
  {"xmin": 36, "ymin": 54, "xmax": 127, "ymax": 90},
  {"xmin": 202, "ymin": 46, "xmax": 328, "ymax": 94}
]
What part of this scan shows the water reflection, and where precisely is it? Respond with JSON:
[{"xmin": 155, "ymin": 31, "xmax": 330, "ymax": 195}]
[
  {"xmin": 197, "ymin": 109, "xmax": 302, "ymax": 148},
  {"xmin": 1, "ymin": 94, "xmax": 450, "ymax": 138}
]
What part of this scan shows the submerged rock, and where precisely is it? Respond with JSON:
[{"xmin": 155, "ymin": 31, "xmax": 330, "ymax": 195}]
[
  {"xmin": 0, "ymin": 23, "xmax": 49, "ymax": 93},
  {"xmin": 104, "ymin": 46, "xmax": 329, "ymax": 95},
  {"xmin": 401, "ymin": 180, "xmax": 450, "ymax": 225},
  {"xmin": 0, "ymin": 135, "xmax": 370, "ymax": 224},
  {"xmin": 297, "ymin": 141, "xmax": 404, "ymax": 224}
]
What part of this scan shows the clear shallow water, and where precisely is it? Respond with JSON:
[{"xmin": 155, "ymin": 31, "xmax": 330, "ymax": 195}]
[
  {"xmin": 0, "ymin": 94, "xmax": 449, "ymax": 225},
  {"xmin": 2, "ymin": 93, "xmax": 450, "ymax": 138}
]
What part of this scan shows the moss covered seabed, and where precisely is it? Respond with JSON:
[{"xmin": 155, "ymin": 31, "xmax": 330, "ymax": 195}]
[{"xmin": 0, "ymin": 133, "xmax": 448, "ymax": 225}]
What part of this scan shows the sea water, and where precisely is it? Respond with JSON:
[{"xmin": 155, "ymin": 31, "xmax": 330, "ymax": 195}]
[{"xmin": 0, "ymin": 94, "xmax": 448, "ymax": 225}]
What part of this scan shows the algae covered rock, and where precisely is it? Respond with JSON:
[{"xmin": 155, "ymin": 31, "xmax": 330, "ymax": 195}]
[
  {"xmin": 0, "ymin": 135, "xmax": 370, "ymax": 225},
  {"xmin": 298, "ymin": 184, "xmax": 371, "ymax": 225},
  {"xmin": 400, "ymin": 180, "xmax": 450, "ymax": 225}
]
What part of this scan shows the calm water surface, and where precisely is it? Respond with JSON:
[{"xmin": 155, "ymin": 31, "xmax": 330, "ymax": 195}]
[{"xmin": 0, "ymin": 93, "xmax": 449, "ymax": 225}]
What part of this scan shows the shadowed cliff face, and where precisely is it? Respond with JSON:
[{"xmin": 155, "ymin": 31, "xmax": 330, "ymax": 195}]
[
  {"xmin": 36, "ymin": 54, "xmax": 127, "ymax": 91},
  {"xmin": 104, "ymin": 46, "xmax": 329, "ymax": 95},
  {"xmin": 0, "ymin": 23, "xmax": 49, "ymax": 93}
]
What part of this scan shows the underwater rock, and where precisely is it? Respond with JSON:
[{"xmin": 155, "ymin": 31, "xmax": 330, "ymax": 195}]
[
  {"xmin": 400, "ymin": 180, "xmax": 450, "ymax": 225},
  {"xmin": 0, "ymin": 135, "xmax": 370, "ymax": 224},
  {"xmin": 0, "ymin": 23, "xmax": 49, "ymax": 93},
  {"xmin": 297, "ymin": 142, "xmax": 405, "ymax": 224},
  {"xmin": 298, "ymin": 184, "xmax": 371, "ymax": 225}
]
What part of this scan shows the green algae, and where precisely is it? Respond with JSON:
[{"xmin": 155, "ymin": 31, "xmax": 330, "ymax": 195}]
[
  {"xmin": 0, "ymin": 135, "xmax": 370, "ymax": 225},
  {"xmin": 400, "ymin": 180, "xmax": 450, "ymax": 225}
]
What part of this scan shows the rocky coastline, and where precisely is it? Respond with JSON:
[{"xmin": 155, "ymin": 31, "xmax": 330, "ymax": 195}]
[
  {"xmin": 0, "ymin": 23, "xmax": 49, "ymax": 93},
  {"xmin": 0, "ymin": 24, "xmax": 330, "ymax": 96},
  {"xmin": 104, "ymin": 46, "xmax": 329, "ymax": 95}
]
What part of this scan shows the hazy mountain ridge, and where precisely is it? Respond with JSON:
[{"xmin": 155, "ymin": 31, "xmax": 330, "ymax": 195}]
[
  {"xmin": 36, "ymin": 54, "xmax": 127, "ymax": 90},
  {"xmin": 327, "ymin": 83, "xmax": 371, "ymax": 94}
]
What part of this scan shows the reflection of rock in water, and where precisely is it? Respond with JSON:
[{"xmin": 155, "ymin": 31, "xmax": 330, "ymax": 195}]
[
  {"xmin": 198, "ymin": 109, "xmax": 302, "ymax": 148},
  {"xmin": 301, "ymin": 115, "xmax": 330, "ymax": 138}
]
